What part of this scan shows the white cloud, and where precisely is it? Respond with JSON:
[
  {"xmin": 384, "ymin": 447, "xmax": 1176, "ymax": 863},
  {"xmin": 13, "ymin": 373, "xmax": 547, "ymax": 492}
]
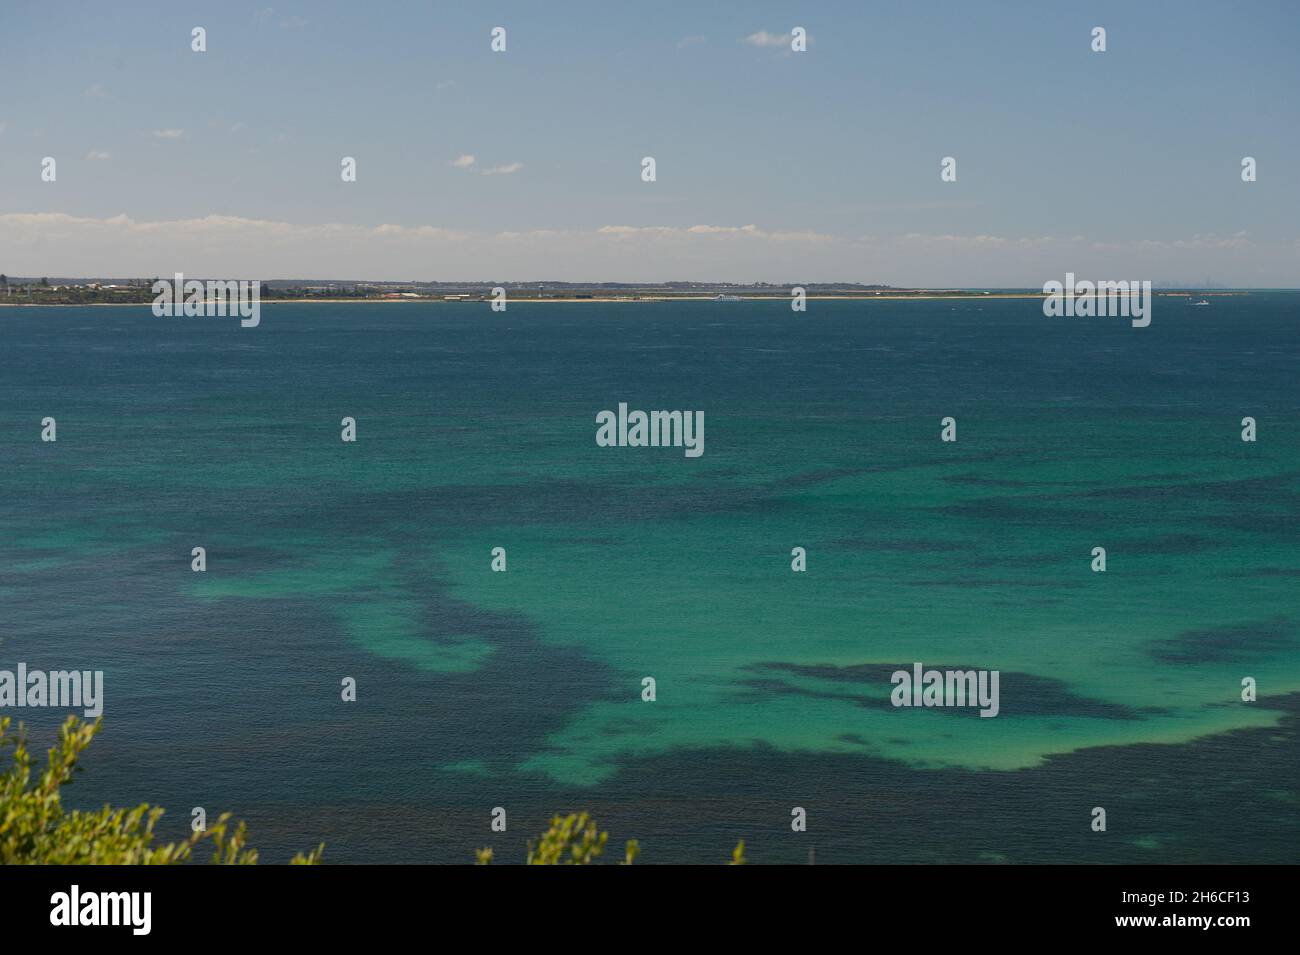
[
  {"xmin": 86, "ymin": 150, "xmax": 111, "ymax": 161},
  {"xmin": 84, "ymin": 83, "xmax": 108, "ymax": 99},
  {"xmin": 436, "ymin": 80, "xmax": 457, "ymax": 90},
  {"xmin": 677, "ymin": 35, "xmax": 706, "ymax": 49},
  {"xmin": 152, "ymin": 129, "xmax": 184, "ymax": 140},
  {"xmin": 902, "ymin": 232, "xmax": 1010, "ymax": 246},
  {"xmin": 449, "ymin": 155, "xmax": 523, "ymax": 176},
  {"xmin": 0, "ymin": 214, "xmax": 1292, "ymax": 286},
  {"xmin": 0, "ymin": 213, "xmax": 840, "ymax": 279},
  {"xmin": 597, "ymin": 223, "xmax": 829, "ymax": 242},
  {"xmin": 741, "ymin": 31, "xmax": 791, "ymax": 48}
]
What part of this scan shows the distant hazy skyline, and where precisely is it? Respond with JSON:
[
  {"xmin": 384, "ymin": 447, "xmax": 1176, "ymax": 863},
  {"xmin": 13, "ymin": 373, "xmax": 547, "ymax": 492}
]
[{"xmin": 2, "ymin": 0, "xmax": 1297, "ymax": 285}]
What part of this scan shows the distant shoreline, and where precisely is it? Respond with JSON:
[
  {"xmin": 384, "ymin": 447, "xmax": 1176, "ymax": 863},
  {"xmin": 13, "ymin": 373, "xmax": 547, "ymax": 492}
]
[{"xmin": 0, "ymin": 291, "xmax": 1250, "ymax": 307}]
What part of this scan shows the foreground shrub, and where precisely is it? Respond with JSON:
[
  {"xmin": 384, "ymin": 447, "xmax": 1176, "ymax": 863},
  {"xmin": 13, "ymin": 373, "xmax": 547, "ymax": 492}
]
[
  {"xmin": 0, "ymin": 715, "xmax": 322, "ymax": 865},
  {"xmin": 477, "ymin": 811, "xmax": 747, "ymax": 865}
]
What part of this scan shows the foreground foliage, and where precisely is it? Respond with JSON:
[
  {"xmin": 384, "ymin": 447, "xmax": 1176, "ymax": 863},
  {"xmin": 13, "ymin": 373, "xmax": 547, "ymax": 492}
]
[
  {"xmin": 477, "ymin": 811, "xmax": 747, "ymax": 865},
  {"xmin": 0, "ymin": 715, "xmax": 322, "ymax": 865}
]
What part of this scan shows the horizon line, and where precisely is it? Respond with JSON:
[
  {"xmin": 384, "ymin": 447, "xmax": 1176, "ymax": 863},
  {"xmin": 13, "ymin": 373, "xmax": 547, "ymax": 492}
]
[{"xmin": 5, "ymin": 278, "xmax": 1295, "ymax": 291}]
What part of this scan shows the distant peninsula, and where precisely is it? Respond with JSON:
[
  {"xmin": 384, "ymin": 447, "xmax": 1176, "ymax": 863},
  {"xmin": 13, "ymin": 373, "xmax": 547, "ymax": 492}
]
[
  {"xmin": 0, "ymin": 276, "xmax": 1242, "ymax": 306},
  {"xmin": 0, "ymin": 276, "xmax": 1241, "ymax": 306}
]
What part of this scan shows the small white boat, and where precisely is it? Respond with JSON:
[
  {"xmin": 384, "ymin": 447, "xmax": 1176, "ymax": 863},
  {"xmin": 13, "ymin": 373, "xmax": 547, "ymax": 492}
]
[
  {"xmin": 713, "ymin": 294, "xmax": 742, "ymax": 302},
  {"xmin": 1190, "ymin": 299, "xmax": 1210, "ymax": 306}
]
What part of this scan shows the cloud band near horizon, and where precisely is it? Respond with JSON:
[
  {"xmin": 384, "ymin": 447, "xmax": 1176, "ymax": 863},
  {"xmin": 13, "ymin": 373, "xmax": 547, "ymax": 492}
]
[{"xmin": 0, "ymin": 212, "xmax": 1293, "ymax": 286}]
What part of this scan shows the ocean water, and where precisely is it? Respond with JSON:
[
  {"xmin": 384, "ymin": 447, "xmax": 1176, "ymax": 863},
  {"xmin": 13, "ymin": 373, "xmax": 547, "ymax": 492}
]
[{"xmin": 1, "ymin": 295, "xmax": 1297, "ymax": 864}]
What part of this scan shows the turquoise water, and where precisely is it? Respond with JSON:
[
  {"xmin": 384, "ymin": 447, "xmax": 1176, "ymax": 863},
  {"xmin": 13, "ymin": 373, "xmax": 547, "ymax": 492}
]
[{"xmin": 1, "ymin": 296, "xmax": 1297, "ymax": 863}]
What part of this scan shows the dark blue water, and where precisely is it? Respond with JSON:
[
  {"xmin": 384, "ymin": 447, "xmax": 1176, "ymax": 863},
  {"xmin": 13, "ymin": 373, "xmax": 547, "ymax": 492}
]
[{"xmin": 1, "ymin": 295, "xmax": 1297, "ymax": 863}]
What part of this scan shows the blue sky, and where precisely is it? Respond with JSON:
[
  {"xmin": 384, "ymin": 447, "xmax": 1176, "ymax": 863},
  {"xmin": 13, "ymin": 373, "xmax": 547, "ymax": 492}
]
[{"xmin": 1, "ymin": 0, "xmax": 1297, "ymax": 283}]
